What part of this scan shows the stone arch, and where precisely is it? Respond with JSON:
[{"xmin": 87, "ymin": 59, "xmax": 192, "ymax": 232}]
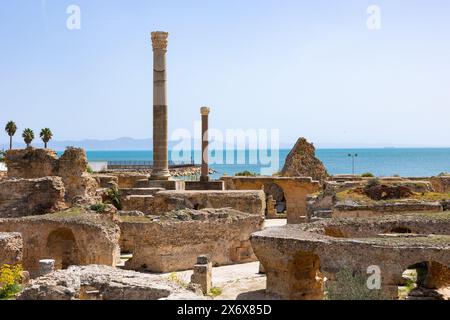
[
  {"xmin": 398, "ymin": 260, "xmax": 450, "ymax": 299},
  {"xmin": 287, "ymin": 251, "xmax": 324, "ymax": 300},
  {"xmin": 264, "ymin": 183, "xmax": 287, "ymax": 215},
  {"xmin": 46, "ymin": 228, "xmax": 78, "ymax": 270}
]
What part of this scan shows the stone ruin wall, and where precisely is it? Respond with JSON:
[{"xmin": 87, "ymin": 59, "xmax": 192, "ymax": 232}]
[
  {"xmin": 332, "ymin": 201, "xmax": 443, "ymax": 218},
  {"xmin": 0, "ymin": 177, "xmax": 67, "ymax": 218},
  {"xmin": 120, "ymin": 209, "xmax": 263, "ymax": 273},
  {"xmin": 0, "ymin": 216, "xmax": 120, "ymax": 276},
  {"xmin": 431, "ymin": 176, "xmax": 450, "ymax": 193},
  {"xmin": 309, "ymin": 177, "xmax": 449, "ymax": 221},
  {"xmin": 0, "ymin": 232, "xmax": 23, "ymax": 266},
  {"xmin": 121, "ymin": 190, "xmax": 266, "ymax": 216},
  {"xmin": 4, "ymin": 148, "xmax": 99, "ymax": 207}
]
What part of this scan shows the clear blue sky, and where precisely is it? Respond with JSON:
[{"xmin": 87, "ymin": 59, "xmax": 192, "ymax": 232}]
[{"xmin": 1, "ymin": 0, "xmax": 449, "ymax": 147}]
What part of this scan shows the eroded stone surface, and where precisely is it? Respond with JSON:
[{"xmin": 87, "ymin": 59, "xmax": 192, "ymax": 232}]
[
  {"xmin": 0, "ymin": 232, "xmax": 23, "ymax": 265},
  {"xmin": 18, "ymin": 265, "xmax": 200, "ymax": 300},
  {"xmin": 281, "ymin": 138, "xmax": 328, "ymax": 183},
  {"xmin": 0, "ymin": 177, "xmax": 66, "ymax": 217},
  {"xmin": 4, "ymin": 148, "xmax": 99, "ymax": 205},
  {"xmin": 0, "ymin": 211, "xmax": 120, "ymax": 275},
  {"xmin": 120, "ymin": 208, "xmax": 263, "ymax": 272},
  {"xmin": 251, "ymin": 212, "xmax": 450, "ymax": 300}
]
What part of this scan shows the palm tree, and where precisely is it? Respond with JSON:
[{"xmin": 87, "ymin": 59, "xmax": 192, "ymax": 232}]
[
  {"xmin": 22, "ymin": 128, "xmax": 34, "ymax": 148},
  {"xmin": 40, "ymin": 128, "xmax": 53, "ymax": 149},
  {"xmin": 5, "ymin": 121, "xmax": 17, "ymax": 150}
]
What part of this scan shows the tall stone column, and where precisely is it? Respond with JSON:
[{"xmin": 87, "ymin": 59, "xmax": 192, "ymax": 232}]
[
  {"xmin": 150, "ymin": 31, "xmax": 171, "ymax": 180},
  {"xmin": 200, "ymin": 107, "xmax": 210, "ymax": 182}
]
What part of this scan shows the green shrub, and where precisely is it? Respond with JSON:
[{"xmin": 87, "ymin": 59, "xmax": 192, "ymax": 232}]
[
  {"xmin": 87, "ymin": 165, "xmax": 94, "ymax": 174},
  {"xmin": 325, "ymin": 268, "xmax": 388, "ymax": 300},
  {"xmin": 361, "ymin": 172, "xmax": 374, "ymax": 177},
  {"xmin": 209, "ymin": 287, "xmax": 222, "ymax": 297},
  {"xmin": 90, "ymin": 203, "xmax": 108, "ymax": 213},
  {"xmin": 0, "ymin": 264, "xmax": 23, "ymax": 300},
  {"xmin": 0, "ymin": 150, "xmax": 5, "ymax": 162},
  {"xmin": 365, "ymin": 178, "xmax": 381, "ymax": 189},
  {"xmin": 438, "ymin": 172, "xmax": 450, "ymax": 177},
  {"xmin": 106, "ymin": 187, "xmax": 121, "ymax": 210},
  {"xmin": 234, "ymin": 170, "xmax": 257, "ymax": 177}
]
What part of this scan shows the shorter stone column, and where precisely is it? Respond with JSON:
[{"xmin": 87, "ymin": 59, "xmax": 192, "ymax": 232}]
[
  {"xmin": 190, "ymin": 255, "xmax": 212, "ymax": 294},
  {"xmin": 200, "ymin": 107, "xmax": 210, "ymax": 182},
  {"xmin": 39, "ymin": 259, "xmax": 55, "ymax": 276}
]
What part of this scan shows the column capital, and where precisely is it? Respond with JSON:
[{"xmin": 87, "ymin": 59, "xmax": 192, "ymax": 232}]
[
  {"xmin": 200, "ymin": 106, "xmax": 210, "ymax": 116},
  {"xmin": 151, "ymin": 31, "xmax": 169, "ymax": 51}
]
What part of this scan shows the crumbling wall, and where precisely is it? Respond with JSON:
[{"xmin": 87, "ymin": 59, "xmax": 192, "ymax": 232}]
[
  {"xmin": 121, "ymin": 190, "xmax": 266, "ymax": 216},
  {"xmin": 332, "ymin": 201, "xmax": 443, "ymax": 218},
  {"xmin": 58, "ymin": 148, "xmax": 99, "ymax": 205},
  {"xmin": 153, "ymin": 190, "xmax": 266, "ymax": 216},
  {"xmin": 0, "ymin": 177, "xmax": 66, "ymax": 218},
  {"xmin": 431, "ymin": 176, "xmax": 450, "ymax": 193},
  {"xmin": 5, "ymin": 148, "xmax": 59, "ymax": 179},
  {"xmin": 92, "ymin": 174, "xmax": 119, "ymax": 189},
  {"xmin": 120, "ymin": 208, "xmax": 263, "ymax": 272},
  {"xmin": 108, "ymin": 173, "xmax": 150, "ymax": 188},
  {"xmin": 0, "ymin": 214, "xmax": 120, "ymax": 276},
  {"xmin": 0, "ymin": 232, "xmax": 23, "ymax": 265},
  {"xmin": 17, "ymin": 265, "xmax": 200, "ymax": 300},
  {"xmin": 4, "ymin": 147, "xmax": 99, "ymax": 205}
]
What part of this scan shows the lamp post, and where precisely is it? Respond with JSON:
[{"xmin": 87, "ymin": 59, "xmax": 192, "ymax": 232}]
[{"xmin": 348, "ymin": 153, "xmax": 358, "ymax": 175}]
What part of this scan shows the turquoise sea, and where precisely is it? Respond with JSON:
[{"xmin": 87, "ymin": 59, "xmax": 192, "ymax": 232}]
[{"xmin": 75, "ymin": 148, "xmax": 450, "ymax": 179}]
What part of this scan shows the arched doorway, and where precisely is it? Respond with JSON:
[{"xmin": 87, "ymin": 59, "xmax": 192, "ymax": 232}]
[
  {"xmin": 264, "ymin": 183, "xmax": 287, "ymax": 216},
  {"xmin": 398, "ymin": 261, "xmax": 450, "ymax": 300},
  {"xmin": 46, "ymin": 228, "xmax": 78, "ymax": 270}
]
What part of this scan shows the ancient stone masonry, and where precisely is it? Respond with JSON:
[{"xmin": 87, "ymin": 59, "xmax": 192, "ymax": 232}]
[
  {"xmin": 18, "ymin": 265, "xmax": 200, "ymax": 300},
  {"xmin": 0, "ymin": 177, "xmax": 66, "ymax": 218},
  {"xmin": 251, "ymin": 212, "xmax": 450, "ymax": 300},
  {"xmin": 0, "ymin": 232, "xmax": 23, "ymax": 265},
  {"xmin": 4, "ymin": 147, "xmax": 99, "ymax": 205},
  {"xmin": 222, "ymin": 176, "xmax": 320, "ymax": 223},
  {"xmin": 281, "ymin": 137, "xmax": 329, "ymax": 183},
  {"xmin": 58, "ymin": 148, "xmax": 99, "ymax": 205},
  {"xmin": 108, "ymin": 172, "xmax": 150, "ymax": 188},
  {"xmin": 0, "ymin": 212, "xmax": 120, "ymax": 276},
  {"xmin": 120, "ymin": 208, "xmax": 263, "ymax": 272},
  {"xmin": 5, "ymin": 148, "xmax": 59, "ymax": 179},
  {"xmin": 190, "ymin": 255, "xmax": 212, "ymax": 294},
  {"xmin": 308, "ymin": 177, "xmax": 450, "ymax": 221},
  {"xmin": 431, "ymin": 176, "xmax": 450, "ymax": 193},
  {"xmin": 92, "ymin": 174, "xmax": 119, "ymax": 190},
  {"xmin": 121, "ymin": 190, "xmax": 266, "ymax": 216},
  {"xmin": 332, "ymin": 200, "xmax": 443, "ymax": 218}
]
